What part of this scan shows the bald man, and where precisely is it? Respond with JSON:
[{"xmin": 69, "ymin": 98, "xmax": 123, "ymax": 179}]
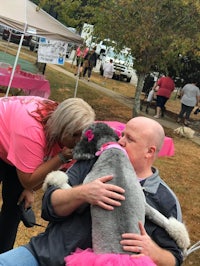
[
  {"xmin": 118, "ymin": 117, "xmax": 183, "ymax": 266},
  {"xmin": 50, "ymin": 117, "xmax": 183, "ymax": 266},
  {"xmin": 51, "ymin": 117, "xmax": 183, "ymax": 266}
]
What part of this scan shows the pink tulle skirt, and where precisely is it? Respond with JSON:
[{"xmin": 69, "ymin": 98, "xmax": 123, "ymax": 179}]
[{"xmin": 65, "ymin": 248, "xmax": 157, "ymax": 266}]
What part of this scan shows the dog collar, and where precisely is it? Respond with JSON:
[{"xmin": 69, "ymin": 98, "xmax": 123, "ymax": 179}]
[{"xmin": 95, "ymin": 142, "xmax": 128, "ymax": 157}]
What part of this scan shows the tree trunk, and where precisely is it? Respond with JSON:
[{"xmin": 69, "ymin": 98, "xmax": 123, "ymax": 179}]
[{"xmin": 132, "ymin": 72, "xmax": 146, "ymax": 117}]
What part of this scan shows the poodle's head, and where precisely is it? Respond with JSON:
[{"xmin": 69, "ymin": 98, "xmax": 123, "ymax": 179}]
[{"xmin": 73, "ymin": 122, "xmax": 119, "ymax": 160}]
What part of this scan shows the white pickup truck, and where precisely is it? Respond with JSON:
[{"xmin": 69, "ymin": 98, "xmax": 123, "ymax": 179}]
[{"xmin": 99, "ymin": 49, "xmax": 134, "ymax": 82}]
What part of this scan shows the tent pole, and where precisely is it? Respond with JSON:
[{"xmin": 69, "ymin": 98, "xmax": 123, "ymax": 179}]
[
  {"xmin": 74, "ymin": 62, "xmax": 81, "ymax": 97},
  {"xmin": 42, "ymin": 63, "xmax": 47, "ymax": 74},
  {"xmin": 5, "ymin": 34, "xmax": 24, "ymax": 97}
]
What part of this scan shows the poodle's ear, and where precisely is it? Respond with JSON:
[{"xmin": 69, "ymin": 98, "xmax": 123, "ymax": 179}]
[
  {"xmin": 73, "ymin": 122, "xmax": 119, "ymax": 160},
  {"xmin": 73, "ymin": 123, "xmax": 99, "ymax": 160},
  {"xmin": 73, "ymin": 136, "xmax": 96, "ymax": 160}
]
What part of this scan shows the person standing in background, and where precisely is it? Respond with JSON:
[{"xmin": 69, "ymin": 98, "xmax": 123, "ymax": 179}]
[
  {"xmin": 103, "ymin": 59, "xmax": 114, "ymax": 82},
  {"xmin": 74, "ymin": 44, "xmax": 89, "ymax": 77},
  {"xmin": 177, "ymin": 80, "xmax": 200, "ymax": 126},
  {"xmin": 83, "ymin": 47, "xmax": 98, "ymax": 82},
  {"xmin": 153, "ymin": 73, "xmax": 175, "ymax": 118}
]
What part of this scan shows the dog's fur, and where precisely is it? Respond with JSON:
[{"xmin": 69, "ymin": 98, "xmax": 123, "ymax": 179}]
[
  {"xmin": 145, "ymin": 203, "xmax": 190, "ymax": 255},
  {"xmin": 42, "ymin": 170, "xmax": 71, "ymax": 191},
  {"xmin": 174, "ymin": 126, "xmax": 195, "ymax": 139},
  {"xmin": 43, "ymin": 122, "xmax": 190, "ymax": 256}
]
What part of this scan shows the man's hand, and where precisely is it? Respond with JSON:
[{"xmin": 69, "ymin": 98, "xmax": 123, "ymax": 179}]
[
  {"xmin": 121, "ymin": 221, "xmax": 159, "ymax": 256},
  {"xmin": 120, "ymin": 222, "xmax": 176, "ymax": 266},
  {"xmin": 84, "ymin": 175, "xmax": 125, "ymax": 210},
  {"xmin": 51, "ymin": 175, "xmax": 125, "ymax": 216}
]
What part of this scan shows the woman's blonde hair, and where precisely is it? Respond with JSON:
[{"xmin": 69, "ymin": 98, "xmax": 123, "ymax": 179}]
[{"xmin": 45, "ymin": 98, "xmax": 95, "ymax": 154}]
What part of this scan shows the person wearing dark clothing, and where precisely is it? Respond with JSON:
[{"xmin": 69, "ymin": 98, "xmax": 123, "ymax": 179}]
[
  {"xmin": 142, "ymin": 74, "xmax": 155, "ymax": 95},
  {"xmin": 83, "ymin": 47, "xmax": 98, "ymax": 81}
]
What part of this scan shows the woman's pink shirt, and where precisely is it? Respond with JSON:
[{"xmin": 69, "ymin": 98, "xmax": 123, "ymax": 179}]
[{"xmin": 0, "ymin": 96, "xmax": 47, "ymax": 173}]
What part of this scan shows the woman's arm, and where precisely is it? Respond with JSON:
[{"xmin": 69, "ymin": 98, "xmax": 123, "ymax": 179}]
[
  {"xmin": 152, "ymin": 81, "xmax": 158, "ymax": 91},
  {"xmin": 196, "ymin": 94, "xmax": 200, "ymax": 106},
  {"xmin": 17, "ymin": 148, "xmax": 72, "ymax": 190}
]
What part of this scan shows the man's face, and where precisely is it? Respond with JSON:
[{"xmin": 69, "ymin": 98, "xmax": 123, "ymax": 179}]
[{"xmin": 118, "ymin": 121, "xmax": 149, "ymax": 170}]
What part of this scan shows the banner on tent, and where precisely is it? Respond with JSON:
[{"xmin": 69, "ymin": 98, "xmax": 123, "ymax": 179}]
[{"xmin": 38, "ymin": 38, "xmax": 68, "ymax": 65}]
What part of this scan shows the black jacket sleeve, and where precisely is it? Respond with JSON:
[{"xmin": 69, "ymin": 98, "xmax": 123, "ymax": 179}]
[{"xmin": 41, "ymin": 159, "xmax": 97, "ymax": 222}]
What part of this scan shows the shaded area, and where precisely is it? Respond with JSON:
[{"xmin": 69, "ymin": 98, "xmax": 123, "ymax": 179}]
[{"xmin": 0, "ymin": 51, "xmax": 38, "ymax": 73}]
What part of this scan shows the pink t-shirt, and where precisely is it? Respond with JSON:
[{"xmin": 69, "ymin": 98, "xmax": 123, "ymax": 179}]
[
  {"xmin": 0, "ymin": 96, "xmax": 54, "ymax": 173},
  {"xmin": 76, "ymin": 47, "xmax": 82, "ymax": 57}
]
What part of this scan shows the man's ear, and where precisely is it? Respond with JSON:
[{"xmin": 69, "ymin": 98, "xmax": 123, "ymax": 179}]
[{"xmin": 146, "ymin": 145, "xmax": 156, "ymax": 157}]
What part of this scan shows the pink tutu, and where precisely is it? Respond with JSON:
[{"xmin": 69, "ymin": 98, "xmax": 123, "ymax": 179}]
[{"xmin": 65, "ymin": 248, "xmax": 157, "ymax": 266}]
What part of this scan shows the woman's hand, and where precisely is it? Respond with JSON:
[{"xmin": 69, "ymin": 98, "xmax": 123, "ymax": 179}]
[
  {"xmin": 60, "ymin": 147, "xmax": 73, "ymax": 161},
  {"xmin": 17, "ymin": 189, "xmax": 35, "ymax": 209}
]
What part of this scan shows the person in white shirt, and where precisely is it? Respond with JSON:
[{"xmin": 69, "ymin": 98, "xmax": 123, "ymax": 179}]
[
  {"xmin": 177, "ymin": 82, "xmax": 200, "ymax": 126},
  {"xmin": 103, "ymin": 59, "xmax": 114, "ymax": 80}
]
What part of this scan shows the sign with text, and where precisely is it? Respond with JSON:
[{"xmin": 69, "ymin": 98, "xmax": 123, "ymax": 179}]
[{"xmin": 38, "ymin": 38, "xmax": 68, "ymax": 65}]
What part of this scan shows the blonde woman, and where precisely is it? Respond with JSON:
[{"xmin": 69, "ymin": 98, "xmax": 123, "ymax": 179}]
[{"xmin": 0, "ymin": 96, "xmax": 95, "ymax": 253}]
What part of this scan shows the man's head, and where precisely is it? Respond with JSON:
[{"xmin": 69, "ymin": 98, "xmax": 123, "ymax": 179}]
[{"xmin": 118, "ymin": 117, "xmax": 165, "ymax": 178}]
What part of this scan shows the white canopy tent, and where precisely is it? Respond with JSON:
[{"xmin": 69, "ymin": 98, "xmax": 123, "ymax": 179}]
[
  {"xmin": 0, "ymin": 0, "xmax": 83, "ymax": 43},
  {"xmin": 0, "ymin": 0, "xmax": 83, "ymax": 96}
]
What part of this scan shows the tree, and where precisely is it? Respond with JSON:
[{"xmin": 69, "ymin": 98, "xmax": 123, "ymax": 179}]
[
  {"xmin": 35, "ymin": 0, "xmax": 200, "ymax": 116},
  {"xmin": 35, "ymin": 0, "xmax": 91, "ymax": 32},
  {"xmin": 85, "ymin": 0, "xmax": 200, "ymax": 116}
]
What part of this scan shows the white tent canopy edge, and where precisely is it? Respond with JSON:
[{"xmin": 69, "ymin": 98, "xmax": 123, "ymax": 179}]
[{"xmin": 0, "ymin": 0, "xmax": 83, "ymax": 43}]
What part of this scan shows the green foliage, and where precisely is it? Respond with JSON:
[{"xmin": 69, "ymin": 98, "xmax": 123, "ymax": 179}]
[
  {"xmin": 86, "ymin": 0, "xmax": 200, "ymax": 115},
  {"xmin": 34, "ymin": 0, "xmax": 200, "ymax": 115},
  {"xmin": 91, "ymin": 0, "xmax": 200, "ymax": 74}
]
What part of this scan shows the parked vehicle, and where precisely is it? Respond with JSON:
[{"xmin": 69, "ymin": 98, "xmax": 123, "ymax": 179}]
[
  {"xmin": 96, "ymin": 39, "xmax": 117, "ymax": 57},
  {"xmin": 0, "ymin": 25, "xmax": 7, "ymax": 36},
  {"xmin": 100, "ymin": 48, "xmax": 134, "ymax": 82},
  {"xmin": 29, "ymin": 36, "xmax": 39, "ymax": 51},
  {"xmin": 2, "ymin": 29, "xmax": 32, "ymax": 46}
]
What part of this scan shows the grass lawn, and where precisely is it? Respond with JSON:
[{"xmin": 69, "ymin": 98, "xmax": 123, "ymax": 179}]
[{"xmin": 0, "ymin": 43, "xmax": 199, "ymax": 265}]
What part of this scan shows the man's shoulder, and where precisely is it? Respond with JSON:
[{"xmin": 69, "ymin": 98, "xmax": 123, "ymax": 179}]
[
  {"xmin": 155, "ymin": 181, "xmax": 181, "ymax": 219},
  {"xmin": 143, "ymin": 172, "xmax": 181, "ymax": 219}
]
